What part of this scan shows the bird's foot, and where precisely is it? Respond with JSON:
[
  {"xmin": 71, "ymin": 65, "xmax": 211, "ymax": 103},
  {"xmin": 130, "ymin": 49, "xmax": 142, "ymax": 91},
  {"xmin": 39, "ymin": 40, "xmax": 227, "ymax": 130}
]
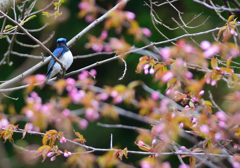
[{"xmin": 56, "ymin": 74, "xmax": 63, "ymax": 80}]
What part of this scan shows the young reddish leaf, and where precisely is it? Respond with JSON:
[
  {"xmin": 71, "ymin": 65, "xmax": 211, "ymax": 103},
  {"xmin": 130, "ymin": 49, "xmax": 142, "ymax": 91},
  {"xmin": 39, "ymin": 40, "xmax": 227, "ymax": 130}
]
[
  {"xmin": 42, "ymin": 134, "xmax": 48, "ymax": 146},
  {"xmin": 210, "ymin": 57, "xmax": 218, "ymax": 69},
  {"xmin": 222, "ymin": 29, "xmax": 231, "ymax": 43},
  {"xmin": 192, "ymin": 148, "xmax": 203, "ymax": 153},
  {"xmin": 0, "ymin": 124, "xmax": 18, "ymax": 142},
  {"xmin": 113, "ymin": 148, "xmax": 128, "ymax": 160},
  {"xmin": 0, "ymin": 130, "xmax": 14, "ymax": 142},
  {"xmin": 53, "ymin": 79, "xmax": 66, "ymax": 95},
  {"xmin": 113, "ymin": 149, "xmax": 123, "ymax": 160},
  {"xmin": 205, "ymin": 100, "xmax": 213, "ymax": 107},
  {"xmin": 227, "ymin": 15, "xmax": 235, "ymax": 23},
  {"xmin": 73, "ymin": 130, "xmax": 86, "ymax": 144},
  {"xmin": 226, "ymin": 56, "xmax": 233, "ymax": 69},
  {"xmin": 189, "ymin": 156, "xmax": 196, "ymax": 168},
  {"xmin": 122, "ymin": 147, "xmax": 128, "ymax": 159},
  {"xmin": 135, "ymin": 141, "xmax": 152, "ymax": 152},
  {"xmin": 42, "ymin": 130, "xmax": 58, "ymax": 146},
  {"xmin": 36, "ymin": 145, "xmax": 52, "ymax": 162},
  {"xmin": 217, "ymin": 26, "xmax": 226, "ymax": 39},
  {"xmin": 113, "ymin": 85, "xmax": 127, "ymax": 92},
  {"xmin": 22, "ymin": 123, "xmax": 28, "ymax": 139},
  {"xmin": 127, "ymin": 80, "xmax": 142, "ymax": 89}
]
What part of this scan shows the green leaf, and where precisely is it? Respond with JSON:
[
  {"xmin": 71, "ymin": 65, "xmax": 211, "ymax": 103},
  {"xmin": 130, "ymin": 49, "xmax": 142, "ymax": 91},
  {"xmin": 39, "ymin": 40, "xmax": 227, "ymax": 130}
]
[
  {"xmin": 227, "ymin": 15, "xmax": 235, "ymax": 23},
  {"xmin": 211, "ymin": 57, "xmax": 218, "ymax": 69},
  {"xmin": 204, "ymin": 100, "xmax": 213, "ymax": 107},
  {"xmin": 226, "ymin": 56, "xmax": 233, "ymax": 68}
]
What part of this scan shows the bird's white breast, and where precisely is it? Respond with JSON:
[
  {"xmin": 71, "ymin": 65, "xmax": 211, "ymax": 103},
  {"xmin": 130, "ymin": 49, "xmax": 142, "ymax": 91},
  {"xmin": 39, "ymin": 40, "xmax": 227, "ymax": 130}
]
[
  {"xmin": 48, "ymin": 50, "xmax": 73, "ymax": 78},
  {"xmin": 60, "ymin": 50, "xmax": 73, "ymax": 69}
]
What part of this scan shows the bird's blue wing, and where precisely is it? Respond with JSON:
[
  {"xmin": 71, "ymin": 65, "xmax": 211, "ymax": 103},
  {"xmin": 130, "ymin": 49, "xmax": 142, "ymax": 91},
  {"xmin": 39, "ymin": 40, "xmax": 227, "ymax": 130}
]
[{"xmin": 46, "ymin": 48, "xmax": 63, "ymax": 78}]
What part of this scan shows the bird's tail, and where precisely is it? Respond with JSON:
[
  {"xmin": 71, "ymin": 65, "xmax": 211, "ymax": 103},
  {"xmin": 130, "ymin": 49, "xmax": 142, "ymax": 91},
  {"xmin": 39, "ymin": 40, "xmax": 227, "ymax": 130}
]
[{"xmin": 40, "ymin": 79, "xmax": 48, "ymax": 90}]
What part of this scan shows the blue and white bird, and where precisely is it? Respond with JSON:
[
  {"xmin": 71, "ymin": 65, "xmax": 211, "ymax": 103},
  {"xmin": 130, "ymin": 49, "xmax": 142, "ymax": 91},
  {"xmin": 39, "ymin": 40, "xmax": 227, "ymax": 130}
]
[{"xmin": 41, "ymin": 38, "xmax": 73, "ymax": 89}]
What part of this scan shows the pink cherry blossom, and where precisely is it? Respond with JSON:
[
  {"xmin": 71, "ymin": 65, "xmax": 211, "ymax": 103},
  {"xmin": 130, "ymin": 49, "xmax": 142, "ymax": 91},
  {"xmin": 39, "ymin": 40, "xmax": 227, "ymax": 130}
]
[
  {"xmin": 143, "ymin": 64, "xmax": 149, "ymax": 70},
  {"xmin": 26, "ymin": 97, "xmax": 34, "ymax": 104},
  {"xmin": 152, "ymin": 139, "xmax": 156, "ymax": 145},
  {"xmin": 92, "ymin": 43, "xmax": 103, "ymax": 52},
  {"xmin": 149, "ymin": 67, "xmax": 155, "ymax": 74},
  {"xmin": 191, "ymin": 118, "xmax": 197, "ymax": 123},
  {"xmin": 41, "ymin": 103, "xmax": 51, "ymax": 115},
  {"xmin": 230, "ymin": 48, "xmax": 239, "ymax": 58},
  {"xmin": 85, "ymin": 108, "xmax": 99, "ymax": 121},
  {"xmin": 114, "ymin": 96, "xmax": 123, "ymax": 104},
  {"xmin": 62, "ymin": 109, "xmax": 71, "ymax": 117},
  {"xmin": 79, "ymin": 119, "xmax": 88, "ymax": 130},
  {"xmin": 185, "ymin": 71, "xmax": 193, "ymax": 79},
  {"xmin": 211, "ymin": 80, "xmax": 217, "ymax": 86},
  {"xmin": 199, "ymin": 90, "xmax": 205, "ymax": 96},
  {"xmin": 162, "ymin": 72, "xmax": 174, "ymax": 82},
  {"xmin": 137, "ymin": 141, "xmax": 145, "ymax": 146},
  {"xmin": 85, "ymin": 15, "xmax": 95, "ymax": 23},
  {"xmin": 78, "ymin": 2, "xmax": 89, "ymax": 10},
  {"xmin": 215, "ymin": 66, "xmax": 220, "ymax": 71},
  {"xmin": 214, "ymin": 132, "xmax": 221, "ymax": 141},
  {"xmin": 206, "ymin": 77, "xmax": 211, "ymax": 84},
  {"xmin": 166, "ymin": 89, "xmax": 171, "ymax": 95},
  {"xmin": 78, "ymin": 71, "xmax": 89, "ymax": 80},
  {"xmin": 35, "ymin": 74, "xmax": 45, "ymax": 84},
  {"xmin": 27, "ymin": 123, "xmax": 34, "ymax": 131},
  {"xmin": 91, "ymin": 100, "xmax": 99, "ymax": 109},
  {"xmin": 162, "ymin": 162, "xmax": 171, "ymax": 168},
  {"xmin": 218, "ymin": 121, "xmax": 226, "ymax": 128},
  {"xmin": 200, "ymin": 124, "xmax": 210, "ymax": 134},
  {"xmin": 104, "ymin": 44, "xmax": 112, "ymax": 52},
  {"xmin": 140, "ymin": 160, "xmax": 151, "ymax": 168},
  {"xmin": 50, "ymin": 156, "xmax": 56, "ymax": 162},
  {"xmin": 159, "ymin": 99, "xmax": 169, "ymax": 111},
  {"xmin": 191, "ymin": 97, "xmax": 198, "ymax": 102},
  {"xmin": 151, "ymin": 91, "xmax": 159, "ymax": 100},
  {"xmin": 179, "ymin": 122, "xmax": 184, "ymax": 128},
  {"xmin": 63, "ymin": 152, "xmax": 69, "ymax": 157},
  {"xmin": 160, "ymin": 47, "xmax": 171, "ymax": 60},
  {"xmin": 200, "ymin": 40, "xmax": 211, "ymax": 50},
  {"xmin": 179, "ymin": 164, "xmax": 190, "ymax": 168},
  {"xmin": 216, "ymin": 111, "xmax": 227, "ymax": 121},
  {"xmin": 125, "ymin": 11, "xmax": 135, "ymax": 20},
  {"xmin": 47, "ymin": 152, "xmax": 54, "ymax": 157},
  {"xmin": 231, "ymin": 29, "xmax": 238, "ymax": 36},
  {"xmin": 0, "ymin": 118, "xmax": 9, "ymax": 127},
  {"xmin": 155, "ymin": 123, "xmax": 165, "ymax": 133},
  {"xmin": 33, "ymin": 103, "xmax": 41, "ymax": 111},
  {"xmin": 66, "ymin": 78, "xmax": 76, "ymax": 86},
  {"xmin": 101, "ymin": 30, "xmax": 108, "ymax": 40},
  {"xmin": 180, "ymin": 146, "xmax": 187, "ymax": 150},
  {"xmin": 98, "ymin": 92, "xmax": 109, "ymax": 101},
  {"xmin": 233, "ymin": 162, "xmax": 240, "ymax": 168},
  {"xmin": 203, "ymin": 45, "xmax": 219, "ymax": 58},
  {"xmin": 142, "ymin": 28, "xmax": 151, "ymax": 37},
  {"xmin": 90, "ymin": 69, "xmax": 97, "ymax": 76},
  {"xmin": 60, "ymin": 136, "xmax": 67, "ymax": 143},
  {"xmin": 30, "ymin": 91, "xmax": 39, "ymax": 99},
  {"xmin": 111, "ymin": 90, "xmax": 118, "ymax": 98},
  {"xmin": 26, "ymin": 110, "xmax": 34, "ymax": 118}
]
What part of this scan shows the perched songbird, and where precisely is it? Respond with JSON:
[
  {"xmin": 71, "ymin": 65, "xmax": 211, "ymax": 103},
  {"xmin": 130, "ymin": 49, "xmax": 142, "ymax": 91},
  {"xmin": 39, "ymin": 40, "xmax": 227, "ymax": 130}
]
[{"xmin": 41, "ymin": 38, "xmax": 73, "ymax": 89}]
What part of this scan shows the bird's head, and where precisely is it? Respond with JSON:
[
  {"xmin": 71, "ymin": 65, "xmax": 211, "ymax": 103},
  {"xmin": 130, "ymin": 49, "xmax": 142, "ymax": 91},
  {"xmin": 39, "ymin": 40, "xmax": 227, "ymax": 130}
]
[{"xmin": 57, "ymin": 38, "xmax": 67, "ymax": 43}]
